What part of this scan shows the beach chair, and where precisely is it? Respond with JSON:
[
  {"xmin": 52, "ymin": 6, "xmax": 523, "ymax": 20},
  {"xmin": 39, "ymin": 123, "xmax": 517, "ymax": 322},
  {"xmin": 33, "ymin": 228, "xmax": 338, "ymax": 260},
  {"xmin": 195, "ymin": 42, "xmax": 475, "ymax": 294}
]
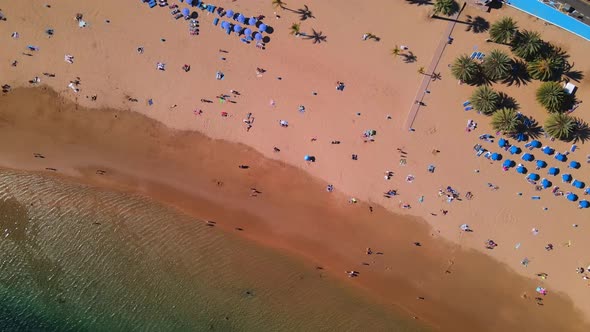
[
  {"xmin": 213, "ymin": 17, "xmax": 219, "ymax": 26},
  {"xmin": 174, "ymin": 13, "xmax": 183, "ymax": 19},
  {"xmin": 240, "ymin": 38, "xmax": 249, "ymax": 43},
  {"xmin": 475, "ymin": 52, "xmax": 482, "ymax": 59},
  {"xmin": 476, "ymin": 148, "xmax": 487, "ymax": 157},
  {"xmin": 464, "ymin": 106, "xmax": 473, "ymax": 111},
  {"xmin": 478, "ymin": 53, "xmax": 485, "ymax": 60},
  {"xmin": 149, "ymin": 0, "xmax": 157, "ymax": 8},
  {"xmin": 470, "ymin": 51, "xmax": 477, "ymax": 59},
  {"xmin": 171, "ymin": 9, "xmax": 180, "ymax": 15},
  {"xmin": 462, "ymin": 101, "xmax": 471, "ymax": 107}
]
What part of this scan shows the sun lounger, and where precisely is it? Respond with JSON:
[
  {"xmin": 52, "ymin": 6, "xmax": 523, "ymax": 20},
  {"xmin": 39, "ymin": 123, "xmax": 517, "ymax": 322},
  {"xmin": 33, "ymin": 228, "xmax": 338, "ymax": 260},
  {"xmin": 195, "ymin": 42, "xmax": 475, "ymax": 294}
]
[
  {"xmin": 477, "ymin": 53, "xmax": 485, "ymax": 60},
  {"xmin": 213, "ymin": 17, "xmax": 219, "ymax": 26},
  {"xmin": 463, "ymin": 101, "xmax": 471, "ymax": 107},
  {"xmin": 532, "ymin": 196, "xmax": 541, "ymax": 200},
  {"xmin": 241, "ymin": 38, "xmax": 249, "ymax": 43},
  {"xmin": 174, "ymin": 13, "xmax": 183, "ymax": 19},
  {"xmin": 484, "ymin": 151, "xmax": 492, "ymax": 159},
  {"xmin": 464, "ymin": 106, "xmax": 473, "ymax": 111},
  {"xmin": 149, "ymin": 1, "xmax": 157, "ymax": 8},
  {"xmin": 476, "ymin": 148, "xmax": 487, "ymax": 157},
  {"xmin": 470, "ymin": 51, "xmax": 477, "ymax": 59},
  {"xmin": 171, "ymin": 9, "xmax": 180, "ymax": 15}
]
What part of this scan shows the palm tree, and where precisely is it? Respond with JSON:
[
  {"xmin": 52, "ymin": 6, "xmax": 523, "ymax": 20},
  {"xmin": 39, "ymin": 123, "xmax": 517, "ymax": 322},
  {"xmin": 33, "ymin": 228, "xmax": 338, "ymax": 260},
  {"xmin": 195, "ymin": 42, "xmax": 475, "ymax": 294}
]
[
  {"xmin": 451, "ymin": 54, "xmax": 480, "ymax": 83},
  {"xmin": 290, "ymin": 23, "xmax": 301, "ymax": 36},
  {"xmin": 482, "ymin": 49, "xmax": 512, "ymax": 81},
  {"xmin": 272, "ymin": 0, "xmax": 287, "ymax": 9},
  {"xmin": 527, "ymin": 56, "xmax": 565, "ymax": 81},
  {"xmin": 511, "ymin": 30, "xmax": 543, "ymax": 60},
  {"xmin": 536, "ymin": 81, "xmax": 566, "ymax": 112},
  {"xmin": 491, "ymin": 107, "xmax": 520, "ymax": 134},
  {"xmin": 489, "ymin": 17, "xmax": 518, "ymax": 44},
  {"xmin": 544, "ymin": 112, "xmax": 575, "ymax": 140},
  {"xmin": 432, "ymin": 0, "xmax": 458, "ymax": 17},
  {"xmin": 471, "ymin": 86, "xmax": 500, "ymax": 115},
  {"xmin": 391, "ymin": 45, "xmax": 401, "ymax": 57}
]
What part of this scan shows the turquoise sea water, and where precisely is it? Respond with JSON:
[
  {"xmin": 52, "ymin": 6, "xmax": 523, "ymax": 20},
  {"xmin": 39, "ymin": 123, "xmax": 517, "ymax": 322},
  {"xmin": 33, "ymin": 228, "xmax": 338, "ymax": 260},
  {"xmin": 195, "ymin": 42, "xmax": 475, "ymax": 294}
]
[{"xmin": 0, "ymin": 169, "xmax": 425, "ymax": 331}]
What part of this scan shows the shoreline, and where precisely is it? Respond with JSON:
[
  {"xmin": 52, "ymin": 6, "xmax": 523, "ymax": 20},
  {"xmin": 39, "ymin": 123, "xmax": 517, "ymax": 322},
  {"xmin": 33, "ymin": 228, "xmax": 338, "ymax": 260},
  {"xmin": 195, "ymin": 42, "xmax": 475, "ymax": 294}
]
[{"xmin": 0, "ymin": 86, "xmax": 587, "ymax": 330}]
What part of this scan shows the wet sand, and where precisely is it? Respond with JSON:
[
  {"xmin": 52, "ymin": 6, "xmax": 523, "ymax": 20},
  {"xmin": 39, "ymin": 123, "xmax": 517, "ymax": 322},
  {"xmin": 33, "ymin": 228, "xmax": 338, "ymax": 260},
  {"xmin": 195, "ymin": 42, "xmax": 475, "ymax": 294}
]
[{"xmin": 0, "ymin": 87, "xmax": 587, "ymax": 331}]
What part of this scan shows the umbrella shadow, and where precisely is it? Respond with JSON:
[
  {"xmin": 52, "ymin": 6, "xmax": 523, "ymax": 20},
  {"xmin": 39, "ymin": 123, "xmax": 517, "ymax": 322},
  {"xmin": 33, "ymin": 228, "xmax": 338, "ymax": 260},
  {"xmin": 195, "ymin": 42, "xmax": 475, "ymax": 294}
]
[
  {"xmin": 501, "ymin": 58, "xmax": 531, "ymax": 87},
  {"xmin": 518, "ymin": 116, "xmax": 543, "ymax": 140},
  {"xmin": 303, "ymin": 29, "xmax": 327, "ymax": 44}
]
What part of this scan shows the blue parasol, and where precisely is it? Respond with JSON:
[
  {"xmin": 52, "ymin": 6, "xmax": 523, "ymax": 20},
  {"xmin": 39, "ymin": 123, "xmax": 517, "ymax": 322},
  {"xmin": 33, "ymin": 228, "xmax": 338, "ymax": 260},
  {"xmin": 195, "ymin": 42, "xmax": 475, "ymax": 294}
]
[
  {"xmin": 226, "ymin": 10, "xmax": 235, "ymax": 18},
  {"xmin": 254, "ymin": 32, "xmax": 262, "ymax": 40},
  {"xmin": 530, "ymin": 140, "xmax": 542, "ymax": 148},
  {"xmin": 498, "ymin": 138, "xmax": 508, "ymax": 148},
  {"xmin": 569, "ymin": 161, "xmax": 581, "ymax": 169},
  {"xmin": 536, "ymin": 160, "xmax": 547, "ymax": 168},
  {"xmin": 567, "ymin": 193, "xmax": 578, "ymax": 201},
  {"xmin": 509, "ymin": 145, "xmax": 521, "ymax": 154},
  {"xmin": 237, "ymin": 14, "xmax": 245, "ymax": 23},
  {"xmin": 542, "ymin": 146, "xmax": 554, "ymax": 155},
  {"xmin": 220, "ymin": 21, "xmax": 230, "ymax": 29},
  {"xmin": 555, "ymin": 153, "xmax": 567, "ymax": 162},
  {"xmin": 244, "ymin": 28, "xmax": 252, "ymax": 37},
  {"xmin": 548, "ymin": 167, "xmax": 559, "ymax": 176},
  {"xmin": 527, "ymin": 173, "xmax": 540, "ymax": 181},
  {"xmin": 503, "ymin": 159, "xmax": 514, "ymax": 168},
  {"xmin": 182, "ymin": 8, "xmax": 190, "ymax": 16},
  {"xmin": 562, "ymin": 174, "xmax": 572, "ymax": 182},
  {"xmin": 248, "ymin": 17, "xmax": 257, "ymax": 25},
  {"xmin": 573, "ymin": 180, "xmax": 585, "ymax": 189},
  {"xmin": 491, "ymin": 153, "xmax": 502, "ymax": 161},
  {"xmin": 579, "ymin": 200, "xmax": 590, "ymax": 209},
  {"xmin": 259, "ymin": 23, "xmax": 268, "ymax": 32},
  {"xmin": 233, "ymin": 24, "xmax": 242, "ymax": 33},
  {"xmin": 522, "ymin": 153, "xmax": 534, "ymax": 162},
  {"xmin": 541, "ymin": 178, "xmax": 551, "ymax": 189},
  {"xmin": 516, "ymin": 165, "xmax": 527, "ymax": 174}
]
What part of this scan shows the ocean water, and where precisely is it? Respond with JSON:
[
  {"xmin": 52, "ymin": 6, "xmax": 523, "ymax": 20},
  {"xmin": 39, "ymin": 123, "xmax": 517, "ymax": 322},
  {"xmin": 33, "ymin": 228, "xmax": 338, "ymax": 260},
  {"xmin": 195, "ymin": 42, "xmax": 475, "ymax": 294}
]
[{"xmin": 0, "ymin": 169, "xmax": 425, "ymax": 332}]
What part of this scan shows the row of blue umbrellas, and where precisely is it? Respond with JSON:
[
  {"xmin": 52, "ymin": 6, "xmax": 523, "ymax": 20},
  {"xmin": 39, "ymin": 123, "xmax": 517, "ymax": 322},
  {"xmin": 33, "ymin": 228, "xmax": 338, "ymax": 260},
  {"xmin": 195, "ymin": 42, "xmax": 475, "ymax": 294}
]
[
  {"xmin": 223, "ymin": 10, "xmax": 268, "ymax": 32},
  {"xmin": 220, "ymin": 21, "xmax": 263, "ymax": 40}
]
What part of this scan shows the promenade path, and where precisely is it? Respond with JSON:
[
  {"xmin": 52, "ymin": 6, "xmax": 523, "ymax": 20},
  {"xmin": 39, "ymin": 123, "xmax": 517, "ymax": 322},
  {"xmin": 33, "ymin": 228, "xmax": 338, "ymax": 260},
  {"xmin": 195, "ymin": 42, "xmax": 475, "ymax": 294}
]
[{"xmin": 405, "ymin": 4, "xmax": 466, "ymax": 130}]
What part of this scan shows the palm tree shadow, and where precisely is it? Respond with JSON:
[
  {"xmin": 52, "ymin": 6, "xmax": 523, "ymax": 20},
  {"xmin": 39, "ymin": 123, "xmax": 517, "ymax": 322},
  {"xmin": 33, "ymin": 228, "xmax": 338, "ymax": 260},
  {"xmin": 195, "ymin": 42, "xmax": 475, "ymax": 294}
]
[
  {"xmin": 402, "ymin": 51, "xmax": 417, "ymax": 63},
  {"xmin": 465, "ymin": 16, "xmax": 489, "ymax": 33},
  {"xmin": 572, "ymin": 119, "xmax": 590, "ymax": 143},
  {"xmin": 296, "ymin": 5, "xmax": 315, "ymax": 20},
  {"xmin": 518, "ymin": 115, "xmax": 543, "ymax": 139},
  {"xmin": 304, "ymin": 29, "xmax": 327, "ymax": 44},
  {"xmin": 405, "ymin": 0, "xmax": 433, "ymax": 5},
  {"xmin": 563, "ymin": 62, "xmax": 584, "ymax": 83},
  {"xmin": 498, "ymin": 92, "xmax": 520, "ymax": 110},
  {"xmin": 502, "ymin": 58, "xmax": 531, "ymax": 87}
]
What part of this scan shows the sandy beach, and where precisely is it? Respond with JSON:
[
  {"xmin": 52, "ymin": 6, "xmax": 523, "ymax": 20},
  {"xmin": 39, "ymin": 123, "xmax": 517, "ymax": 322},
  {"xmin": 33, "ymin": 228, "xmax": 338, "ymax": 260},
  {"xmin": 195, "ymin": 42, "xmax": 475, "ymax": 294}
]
[{"xmin": 2, "ymin": 0, "xmax": 590, "ymax": 329}]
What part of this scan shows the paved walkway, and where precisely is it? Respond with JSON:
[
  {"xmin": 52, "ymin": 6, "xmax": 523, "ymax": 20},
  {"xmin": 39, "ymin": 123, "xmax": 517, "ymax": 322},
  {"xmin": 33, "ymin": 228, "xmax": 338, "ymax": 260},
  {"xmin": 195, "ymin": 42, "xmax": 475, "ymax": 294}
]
[{"xmin": 405, "ymin": 4, "xmax": 466, "ymax": 130}]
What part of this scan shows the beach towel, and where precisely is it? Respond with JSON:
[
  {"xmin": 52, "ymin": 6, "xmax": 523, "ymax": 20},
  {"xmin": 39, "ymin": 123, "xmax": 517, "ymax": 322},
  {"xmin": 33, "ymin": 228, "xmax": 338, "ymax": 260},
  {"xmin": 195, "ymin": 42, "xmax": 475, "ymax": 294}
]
[{"xmin": 464, "ymin": 106, "xmax": 473, "ymax": 111}]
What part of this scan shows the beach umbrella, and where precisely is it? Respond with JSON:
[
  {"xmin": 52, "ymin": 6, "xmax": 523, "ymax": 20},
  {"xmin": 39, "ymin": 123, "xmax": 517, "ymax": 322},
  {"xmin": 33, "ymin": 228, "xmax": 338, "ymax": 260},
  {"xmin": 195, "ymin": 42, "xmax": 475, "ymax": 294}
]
[
  {"xmin": 259, "ymin": 23, "xmax": 268, "ymax": 33},
  {"xmin": 541, "ymin": 178, "xmax": 551, "ymax": 189},
  {"xmin": 579, "ymin": 200, "xmax": 590, "ymax": 209},
  {"xmin": 522, "ymin": 153, "xmax": 534, "ymax": 162},
  {"xmin": 248, "ymin": 17, "xmax": 257, "ymax": 25},
  {"xmin": 491, "ymin": 152, "xmax": 502, "ymax": 161},
  {"xmin": 182, "ymin": 8, "xmax": 190, "ymax": 16},
  {"xmin": 567, "ymin": 193, "xmax": 578, "ymax": 201},
  {"xmin": 233, "ymin": 24, "xmax": 242, "ymax": 33},
  {"xmin": 244, "ymin": 28, "xmax": 252, "ymax": 37},
  {"xmin": 498, "ymin": 138, "xmax": 508, "ymax": 148},
  {"xmin": 220, "ymin": 21, "xmax": 230, "ymax": 29},
  {"xmin": 555, "ymin": 153, "xmax": 567, "ymax": 162},
  {"xmin": 509, "ymin": 145, "xmax": 521, "ymax": 154},
  {"xmin": 530, "ymin": 140, "xmax": 542, "ymax": 148},
  {"xmin": 527, "ymin": 173, "xmax": 540, "ymax": 181},
  {"xmin": 226, "ymin": 10, "xmax": 235, "ymax": 18},
  {"xmin": 516, "ymin": 165, "xmax": 527, "ymax": 174},
  {"xmin": 548, "ymin": 167, "xmax": 559, "ymax": 176},
  {"xmin": 573, "ymin": 180, "xmax": 585, "ymax": 189},
  {"xmin": 542, "ymin": 146, "xmax": 554, "ymax": 155},
  {"xmin": 237, "ymin": 14, "xmax": 245, "ymax": 23},
  {"xmin": 535, "ymin": 160, "xmax": 547, "ymax": 169},
  {"xmin": 562, "ymin": 174, "xmax": 572, "ymax": 182},
  {"xmin": 254, "ymin": 32, "xmax": 262, "ymax": 40},
  {"xmin": 569, "ymin": 161, "xmax": 581, "ymax": 169},
  {"xmin": 503, "ymin": 159, "xmax": 514, "ymax": 168}
]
